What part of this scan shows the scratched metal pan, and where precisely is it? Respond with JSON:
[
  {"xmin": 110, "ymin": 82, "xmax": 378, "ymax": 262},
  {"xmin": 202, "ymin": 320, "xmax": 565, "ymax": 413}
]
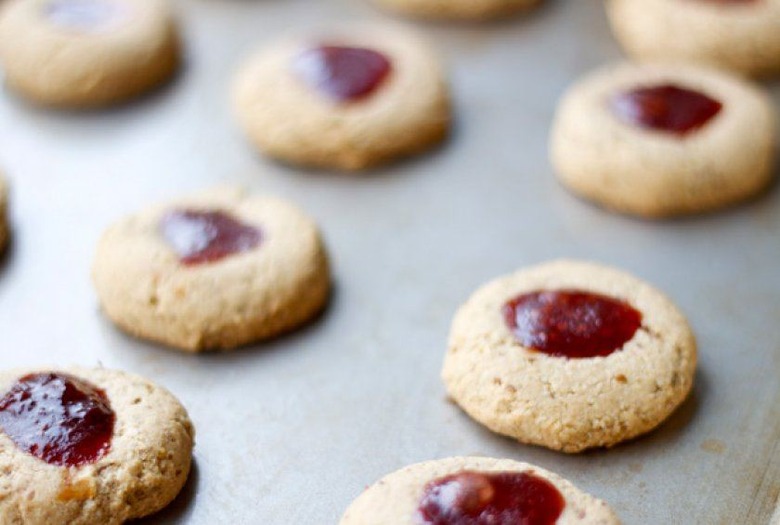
[{"xmin": 0, "ymin": 0, "xmax": 777, "ymax": 523}]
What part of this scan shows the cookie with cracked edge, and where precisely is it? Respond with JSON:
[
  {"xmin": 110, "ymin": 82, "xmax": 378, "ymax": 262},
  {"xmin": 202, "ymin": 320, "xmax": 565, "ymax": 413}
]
[
  {"xmin": 0, "ymin": 0, "xmax": 180, "ymax": 107},
  {"xmin": 340, "ymin": 456, "xmax": 620, "ymax": 524},
  {"xmin": 443, "ymin": 260, "xmax": 697, "ymax": 453},
  {"xmin": 92, "ymin": 186, "xmax": 330, "ymax": 352},
  {"xmin": 0, "ymin": 367, "xmax": 194, "ymax": 525}
]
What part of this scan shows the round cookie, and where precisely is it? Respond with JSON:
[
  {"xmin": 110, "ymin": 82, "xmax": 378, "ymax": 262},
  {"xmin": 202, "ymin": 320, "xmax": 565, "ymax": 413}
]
[
  {"xmin": 92, "ymin": 186, "xmax": 330, "ymax": 352},
  {"xmin": 0, "ymin": 366, "xmax": 194, "ymax": 525},
  {"xmin": 442, "ymin": 260, "xmax": 697, "ymax": 453},
  {"xmin": 370, "ymin": 0, "xmax": 541, "ymax": 20},
  {"xmin": 231, "ymin": 27, "xmax": 450, "ymax": 171},
  {"xmin": 0, "ymin": 173, "xmax": 8, "ymax": 253},
  {"xmin": 0, "ymin": 0, "xmax": 180, "ymax": 108},
  {"xmin": 340, "ymin": 456, "xmax": 619, "ymax": 524},
  {"xmin": 606, "ymin": 0, "xmax": 780, "ymax": 78},
  {"xmin": 550, "ymin": 62, "xmax": 776, "ymax": 217}
]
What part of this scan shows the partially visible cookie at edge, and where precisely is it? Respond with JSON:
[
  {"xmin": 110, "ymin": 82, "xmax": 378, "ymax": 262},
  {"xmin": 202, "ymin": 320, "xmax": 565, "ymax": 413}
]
[
  {"xmin": 0, "ymin": 366, "xmax": 194, "ymax": 525},
  {"xmin": 340, "ymin": 456, "xmax": 620, "ymax": 524},
  {"xmin": 92, "ymin": 186, "xmax": 331, "ymax": 352},
  {"xmin": 372, "ymin": 0, "xmax": 542, "ymax": 20}
]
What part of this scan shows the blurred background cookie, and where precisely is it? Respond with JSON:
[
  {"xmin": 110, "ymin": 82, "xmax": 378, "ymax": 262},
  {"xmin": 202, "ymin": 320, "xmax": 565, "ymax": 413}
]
[
  {"xmin": 0, "ymin": 367, "xmax": 193, "ymax": 524},
  {"xmin": 443, "ymin": 260, "xmax": 697, "ymax": 453},
  {"xmin": 0, "ymin": 0, "xmax": 180, "ymax": 108},
  {"xmin": 550, "ymin": 62, "xmax": 776, "ymax": 217},
  {"xmin": 232, "ymin": 27, "xmax": 450, "ymax": 171},
  {"xmin": 92, "ymin": 186, "xmax": 330, "ymax": 352},
  {"xmin": 370, "ymin": 0, "xmax": 541, "ymax": 21},
  {"xmin": 606, "ymin": 0, "xmax": 780, "ymax": 77},
  {"xmin": 340, "ymin": 456, "xmax": 619, "ymax": 524}
]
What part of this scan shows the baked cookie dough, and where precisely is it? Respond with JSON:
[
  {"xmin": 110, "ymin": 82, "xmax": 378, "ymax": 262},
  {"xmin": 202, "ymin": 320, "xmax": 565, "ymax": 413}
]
[
  {"xmin": 0, "ymin": 0, "xmax": 180, "ymax": 108},
  {"xmin": 232, "ymin": 27, "xmax": 450, "ymax": 171},
  {"xmin": 0, "ymin": 173, "xmax": 8, "ymax": 253},
  {"xmin": 0, "ymin": 366, "xmax": 194, "ymax": 525},
  {"xmin": 443, "ymin": 260, "xmax": 697, "ymax": 453},
  {"xmin": 550, "ymin": 62, "xmax": 776, "ymax": 217},
  {"xmin": 340, "ymin": 456, "xmax": 619, "ymax": 524},
  {"xmin": 92, "ymin": 186, "xmax": 330, "ymax": 352},
  {"xmin": 606, "ymin": 0, "xmax": 780, "ymax": 77},
  {"xmin": 371, "ymin": 0, "xmax": 541, "ymax": 20}
]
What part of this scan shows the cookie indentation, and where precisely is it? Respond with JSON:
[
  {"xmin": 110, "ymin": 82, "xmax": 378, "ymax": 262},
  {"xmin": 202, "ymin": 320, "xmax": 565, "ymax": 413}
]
[
  {"xmin": 610, "ymin": 84, "xmax": 723, "ymax": 136},
  {"xmin": 417, "ymin": 471, "xmax": 565, "ymax": 524},
  {"xmin": 292, "ymin": 45, "xmax": 392, "ymax": 102},
  {"xmin": 0, "ymin": 373, "xmax": 115, "ymax": 467},
  {"xmin": 160, "ymin": 209, "xmax": 262, "ymax": 265},
  {"xmin": 503, "ymin": 290, "xmax": 642, "ymax": 358}
]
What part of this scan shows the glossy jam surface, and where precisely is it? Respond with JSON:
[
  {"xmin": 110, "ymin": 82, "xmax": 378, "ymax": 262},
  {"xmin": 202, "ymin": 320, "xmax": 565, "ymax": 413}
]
[
  {"xmin": 0, "ymin": 373, "xmax": 115, "ymax": 467},
  {"xmin": 503, "ymin": 290, "xmax": 642, "ymax": 358},
  {"xmin": 417, "ymin": 471, "xmax": 565, "ymax": 525},
  {"xmin": 46, "ymin": 0, "xmax": 121, "ymax": 30},
  {"xmin": 292, "ymin": 45, "xmax": 392, "ymax": 102},
  {"xmin": 160, "ymin": 209, "xmax": 262, "ymax": 265},
  {"xmin": 610, "ymin": 84, "xmax": 723, "ymax": 136}
]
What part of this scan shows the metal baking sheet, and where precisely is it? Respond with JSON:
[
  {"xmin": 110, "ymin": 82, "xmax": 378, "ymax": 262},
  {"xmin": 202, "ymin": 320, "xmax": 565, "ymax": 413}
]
[{"xmin": 0, "ymin": 1, "xmax": 778, "ymax": 523}]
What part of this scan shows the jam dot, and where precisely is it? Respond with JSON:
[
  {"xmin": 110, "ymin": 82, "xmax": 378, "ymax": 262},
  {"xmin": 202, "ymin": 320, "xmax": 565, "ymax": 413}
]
[
  {"xmin": 160, "ymin": 209, "xmax": 262, "ymax": 265},
  {"xmin": 46, "ymin": 0, "xmax": 121, "ymax": 30},
  {"xmin": 417, "ymin": 471, "xmax": 565, "ymax": 525},
  {"xmin": 292, "ymin": 45, "xmax": 392, "ymax": 102},
  {"xmin": 0, "ymin": 373, "xmax": 115, "ymax": 467},
  {"xmin": 610, "ymin": 84, "xmax": 723, "ymax": 136},
  {"xmin": 503, "ymin": 290, "xmax": 642, "ymax": 358}
]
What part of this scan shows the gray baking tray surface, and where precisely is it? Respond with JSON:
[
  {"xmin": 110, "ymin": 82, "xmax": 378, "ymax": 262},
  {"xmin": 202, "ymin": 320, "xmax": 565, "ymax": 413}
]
[{"xmin": 0, "ymin": 0, "xmax": 778, "ymax": 523}]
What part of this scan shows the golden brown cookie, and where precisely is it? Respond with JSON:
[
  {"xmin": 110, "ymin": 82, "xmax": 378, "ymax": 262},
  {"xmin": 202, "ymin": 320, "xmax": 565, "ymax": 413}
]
[
  {"xmin": 232, "ymin": 27, "xmax": 450, "ymax": 171},
  {"xmin": 340, "ymin": 457, "xmax": 620, "ymax": 524},
  {"xmin": 0, "ymin": 0, "xmax": 180, "ymax": 108},
  {"xmin": 606, "ymin": 0, "xmax": 780, "ymax": 77},
  {"xmin": 0, "ymin": 367, "xmax": 194, "ymax": 524},
  {"xmin": 92, "ymin": 186, "xmax": 330, "ymax": 352},
  {"xmin": 550, "ymin": 62, "xmax": 776, "ymax": 217},
  {"xmin": 443, "ymin": 260, "xmax": 697, "ymax": 453}
]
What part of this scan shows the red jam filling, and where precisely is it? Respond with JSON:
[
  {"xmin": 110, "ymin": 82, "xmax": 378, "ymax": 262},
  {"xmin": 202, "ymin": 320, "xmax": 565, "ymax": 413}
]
[
  {"xmin": 0, "ymin": 373, "xmax": 115, "ymax": 467},
  {"xmin": 503, "ymin": 290, "xmax": 642, "ymax": 358},
  {"xmin": 610, "ymin": 84, "xmax": 723, "ymax": 136},
  {"xmin": 160, "ymin": 209, "xmax": 262, "ymax": 265},
  {"xmin": 417, "ymin": 471, "xmax": 565, "ymax": 525},
  {"xmin": 292, "ymin": 45, "xmax": 392, "ymax": 102},
  {"xmin": 46, "ymin": 0, "xmax": 120, "ymax": 29}
]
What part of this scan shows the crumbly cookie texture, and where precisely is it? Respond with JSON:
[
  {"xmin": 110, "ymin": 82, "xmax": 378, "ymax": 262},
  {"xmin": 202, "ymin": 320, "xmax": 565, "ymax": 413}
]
[
  {"xmin": 606, "ymin": 0, "xmax": 780, "ymax": 77},
  {"xmin": 0, "ymin": 0, "xmax": 180, "ymax": 108},
  {"xmin": 371, "ymin": 0, "xmax": 541, "ymax": 20},
  {"xmin": 232, "ymin": 27, "xmax": 450, "ymax": 171},
  {"xmin": 442, "ymin": 260, "xmax": 697, "ymax": 453},
  {"xmin": 0, "ymin": 174, "xmax": 8, "ymax": 252},
  {"xmin": 92, "ymin": 186, "xmax": 330, "ymax": 352},
  {"xmin": 339, "ymin": 456, "xmax": 620, "ymax": 524},
  {"xmin": 0, "ymin": 367, "xmax": 194, "ymax": 525},
  {"xmin": 550, "ymin": 62, "xmax": 776, "ymax": 218}
]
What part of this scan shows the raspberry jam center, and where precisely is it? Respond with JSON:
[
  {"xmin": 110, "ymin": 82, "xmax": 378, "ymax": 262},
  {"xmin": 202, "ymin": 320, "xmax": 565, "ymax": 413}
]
[
  {"xmin": 610, "ymin": 84, "xmax": 723, "ymax": 136},
  {"xmin": 0, "ymin": 373, "xmax": 115, "ymax": 467},
  {"xmin": 160, "ymin": 209, "xmax": 262, "ymax": 265},
  {"xmin": 292, "ymin": 45, "xmax": 392, "ymax": 102},
  {"xmin": 46, "ymin": 0, "xmax": 121, "ymax": 30},
  {"xmin": 503, "ymin": 290, "xmax": 642, "ymax": 358},
  {"xmin": 417, "ymin": 471, "xmax": 565, "ymax": 525}
]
